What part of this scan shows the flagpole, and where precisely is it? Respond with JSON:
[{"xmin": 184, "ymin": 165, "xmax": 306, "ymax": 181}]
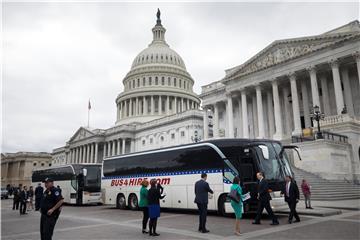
[{"xmin": 87, "ymin": 99, "xmax": 91, "ymax": 128}]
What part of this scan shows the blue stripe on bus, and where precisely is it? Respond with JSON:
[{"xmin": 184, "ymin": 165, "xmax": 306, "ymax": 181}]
[{"xmin": 101, "ymin": 169, "xmax": 223, "ymax": 180}]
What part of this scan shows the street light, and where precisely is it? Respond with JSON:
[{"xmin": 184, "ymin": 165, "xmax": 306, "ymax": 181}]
[{"xmin": 311, "ymin": 105, "xmax": 325, "ymax": 139}]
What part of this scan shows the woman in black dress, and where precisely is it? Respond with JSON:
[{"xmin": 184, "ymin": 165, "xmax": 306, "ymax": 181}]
[{"xmin": 147, "ymin": 179, "xmax": 165, "ymax": 236}]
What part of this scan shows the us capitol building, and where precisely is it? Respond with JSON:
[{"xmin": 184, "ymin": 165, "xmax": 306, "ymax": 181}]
[
  {"xmin": 52, "ymin": 11, "xmax": 202, "ymax": 165},
  {"xmin": 52, "ymin": 13, "xmax": 360, "ymax": 183}
]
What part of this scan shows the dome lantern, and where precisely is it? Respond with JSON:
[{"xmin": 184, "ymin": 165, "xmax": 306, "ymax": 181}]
[{"xmin": 150, "ymin": 8, "xmax": 168, "ymax": 47}]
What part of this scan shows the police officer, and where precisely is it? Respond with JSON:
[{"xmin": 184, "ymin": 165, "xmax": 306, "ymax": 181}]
[{"xmin": 40, "ymin": 178, "xmax": 64, "ymax": 240}]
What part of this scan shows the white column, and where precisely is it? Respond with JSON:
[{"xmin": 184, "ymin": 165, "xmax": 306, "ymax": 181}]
[
  {"xmin": 353, "ymin": 52, "xmax": 360, "ymax": 87},
  {"xmin": 203, "ymin": 107, "xmax": 209, "ymax": 140},
  {"xmin": 251, "ymin": 94, "xmax": 258, "ymax": 138},
  {"xmin": 107, "ymin": 142, "xmax": 111, "ymax": 156},
  {"xmin": 151, "ymin": 96, "xmax": 154, "ymax": 115},
  {"xmin": 117, "ymin": 139, "xmax": 121, "ymax": 155},
  {"xmin": 94, "ymin": 143, "xmax": 98, "ymax": 163},
  {"xmin": 308, "ymin": 66, "xmax": 320, "ymax": 110},
  {"xmin": 330, "ymin": 59, "xmax": 345, "ymax": 115},
  {"xmin": 213, "ymin": 104, "xmax": 219, "ymax": 138},
  {"xmin": 255, "ymin": 85, "xmax": 265, "ymax": 138},
  {"xmin": 301, "ymin": 79, "xmax": 311, "ymax": 128},
  {"xmin": 90, "ymin": 143, "xmax": 94, "ymax": 163},
  {"xmin": 103, "ymin": 144, "xmax": 106, "ymax": 158},
  {"xmin": 112, "ymin": 140, "xmax": 116, "ymax": 156},
  {"xmin": 119, "ymin": 102, "xmax": 122, "ymax": 119},
  {"xmin": 143, "ymin": 96, "xmax": 148, "ymax": 115},
  {"xmin": 237, "ymin": 98, "xmax": 243, "ymax": 138},
  {"xmin": 116, "ymin": 104, "xmax": 120, "ymax": 121},
  {"xmin": 241, "ymin": 90, "xmax": 249, "ymax": 138},
  {"xmin": 130, "ymin": 139, "xmax": 135, "ymax": 153},
  {"xmin": 181, "ymin": 98, "xmax": 185, "ymax": 112},
  {"xmin": 79, "ymin": 146, "xmax": 83, "ymax": 163},
  {"xmin": 166, "ymin": 96, "xmax": 170, "ymax": 115},
  {"xmin": 266, "ymin": 90, "xmax": 275, "ymax": 138},
  {"xmin": 341, "ymin": 67, "xmax": 354, "ymax": 116},
  {"xmin": 135, "ymin": 97, "xmax": 139, "ymax": 116},
  {"xmin": 319, "ymin": 75, "xmax": 331, "ymax": 116},
  {"xmin": 174, "ymin": 97, "xmax": 178, "ymax": 113},
  {"xmin": 159, "ymin": 96, "xmax": 162, "ymax": 115},
  {"xmin": 129, "ymin": 98, "xmax": 133, "ymax": 117},
  {"xmin": 124, "ymin": 100, "xmax": 128, "ymax": 117},
  {"xmin": 283, "ymin": 86, "xmax": 292, "ymax": 135},
  {"xmin": 226, "ymin": 93, "xmax": 234, "ymax": 138},
  {"xmin": 122, "ymin": 139, "xmax": 126, "ymax": 154},
  {"xmin": 289, "ymin": 73, "xmax": 302, "ymax": 136},
  {"xmin": 86, "ymin": 144, "xmax": 90, "ymax": 163},
  {"xmin": 187, "ymin": 99, "xmax": 190, "ymax": 111},
  {"xmin": 272, "ymin": 80, "xmax": 283, "ymax": 140}
]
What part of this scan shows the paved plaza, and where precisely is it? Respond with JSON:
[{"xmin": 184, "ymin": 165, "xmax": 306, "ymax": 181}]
[{"xmin": 1, "ymin": 199, "xmax": 359, "ymax": 240}]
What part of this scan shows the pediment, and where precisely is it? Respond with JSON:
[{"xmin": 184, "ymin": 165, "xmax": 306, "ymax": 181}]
[
  {"xmin": 225, "ymin": 32, "xmax": 359, "ymax": 79},
  {"xmin": 69, "ymin": 127, "xmax": 95, "ymax": 142}
]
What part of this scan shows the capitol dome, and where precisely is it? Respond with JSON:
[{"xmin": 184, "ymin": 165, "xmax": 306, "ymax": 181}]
[{"xmin": 115, "ymin": 10, "xmax": 200, "ymax": 125}]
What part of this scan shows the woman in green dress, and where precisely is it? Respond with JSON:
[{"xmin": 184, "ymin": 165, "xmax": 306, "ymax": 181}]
[
  {"xmin": 139, "ymin": 180, "xmax": 149, "ymax": 234},
  {"xmin": 230, "ymin": 176, "xmax": 243, "ymax": 236}
]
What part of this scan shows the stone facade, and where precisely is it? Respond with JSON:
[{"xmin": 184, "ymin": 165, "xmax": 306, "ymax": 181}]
[
  {"xmin": 52, "ymin": 12, "xmax": 202, "ymax": 165},
  {"xmin": 201, "ymin": 20, "xmax": 360, "ymax": 182},
  {"xmin": 1, "ymin": 152, "xmax": 52, "ymax": 187}
]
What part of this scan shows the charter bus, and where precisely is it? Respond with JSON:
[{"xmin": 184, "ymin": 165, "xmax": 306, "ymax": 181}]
[
  {"xmin": 32, "ymin": 164, "xmax": 102, "ymax": 205},
  {"xmin": 102, "ymin": 139, "xmax": 300, "ymax": 215}
]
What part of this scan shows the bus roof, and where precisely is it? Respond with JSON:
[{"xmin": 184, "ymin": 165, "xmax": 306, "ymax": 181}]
[
  {"xmin": 103, "ymin": 138, "xmax": 281, "ymax": 161},
  {"xmin": 32, "ymin": 163, "xmax": 102, "ymax": 173}
]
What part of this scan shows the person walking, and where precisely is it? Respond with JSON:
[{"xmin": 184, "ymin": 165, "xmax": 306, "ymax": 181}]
[
  {"xmin": 139, "ymin": 180, "xmax": 149, "ymax": 234},
  {"xmin": 194, "ymin": 173, "xmax": 214, "ymax": 233},
  {"xmin": 35, "ymin": 183, "xmax": 44, "ymax": 211},
  {"xmin": 12, "ymin": 186, "xmax": 20, "ymax": 210},
  {"xmin": 282, "ymin": 175, "xmax": 300, "ymax": 224},
  {"xmin": 40, "ymin": 178, "xmax": 64, "ymax": 240},
  {"xmin": 301, "ymin": 179, "xmax": 313, "ymax": 209},
  {"xmin": 253, "ymin": 172, "xmax": 279, "ymax": 225},
  {"xmin": 27, "ymin": 186, "xmax": 34, "ymax": 211},
  {"xmin": 230, "ymin": 176, "xmax": 244, "ymax": 236},
  {"xmin": 147, "ymin": 179, "xmax": 165, "ymax": 236},
  {"xmin": 19, "ymin": 186, "xmax": 28, "ymax": 215}
]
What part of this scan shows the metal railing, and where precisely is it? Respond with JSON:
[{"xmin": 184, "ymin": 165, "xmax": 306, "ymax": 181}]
[{"xmin": 292, "ymin": 131, "xmax": 348, "ymax": 144}]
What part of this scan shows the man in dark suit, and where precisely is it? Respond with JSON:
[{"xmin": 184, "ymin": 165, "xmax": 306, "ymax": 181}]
[
  {"xmin": 282, "ymin": 175, "xmax": 300, "ymax": 224},
  {"xmin": 19, "ymin": 186, "xmax": 28, "ymax": 215},
  {"xmin": 35, "ymin": 183, "xmax": 44, "ymax": 211},
  {"xmin": 194, "ymin": 173, "xmax": 213, "ymax": 233},
  {"xmin": 253, "ymin": 172, "xmax": 279, "ymax": 225}
]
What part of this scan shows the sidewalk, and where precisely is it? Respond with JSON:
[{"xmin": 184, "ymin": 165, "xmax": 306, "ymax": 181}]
[{"xmin": 275, "ymin": 199, "xmax": 360, "ymax": 217}]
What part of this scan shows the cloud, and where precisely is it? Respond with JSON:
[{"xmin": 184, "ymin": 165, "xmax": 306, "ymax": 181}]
[{"xmin": 2, "ymin": 2, "xmax": 359, "ymax": 152}]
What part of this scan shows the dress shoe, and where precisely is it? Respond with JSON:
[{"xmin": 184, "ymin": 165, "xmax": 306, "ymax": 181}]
[
  {"xmin": 294, "ymin": 219, "xmax": 301, "ymax": 223},
  {"xmin": 152, "ymin": 233, "xmax": 160, "ymax": 236},
  {"xmin": 252, "ymin": 221, "xmax": 261, "ymax": 225},
  {"xmin": 288, "ymin": 220, "xmax": 292, "ymax": 224},
  {"xmin": 201, "ymin": 229, "xmax": 210, "ymax": 233},
  {"xmin": 270, "ymin": 222, "xmax": 279, "ymax": 225},
  {"xmin": 142, "ymin": 230, "xmax": 148, "ymax": 234},
  {"xmin": 309, "ymin": 207, "xmax": 313, "ymax": 209}
]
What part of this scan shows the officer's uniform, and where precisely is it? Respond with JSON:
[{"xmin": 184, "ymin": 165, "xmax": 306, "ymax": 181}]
[{"xmin": 40, "ymin": 178, "xmax": 63, "ymax": 240}]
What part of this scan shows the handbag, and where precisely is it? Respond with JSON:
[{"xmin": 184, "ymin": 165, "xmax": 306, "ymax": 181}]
[{"xmin": 228, "ymin": 189, "xmax": 240, "ymax": 203}]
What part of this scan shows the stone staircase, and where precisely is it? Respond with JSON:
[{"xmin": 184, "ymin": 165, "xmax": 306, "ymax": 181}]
[{"xmin": 292, "ymin": 167, "xmax": 360, "ymax": 201}]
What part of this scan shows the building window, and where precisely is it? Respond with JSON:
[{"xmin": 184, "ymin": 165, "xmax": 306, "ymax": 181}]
[
  {"xmin": 142, "ymin": 140, "xmax": 145, "ymax": 145},
  {"xmin": 181, "ymin": 131, "xmax": 185, "ymax": 137},
  {"xmin": 143, "ymin": 77, "xmax": 146, "ymax": 86},
  {"xmin": 160, "ymin": 136, "xmax": 164, "ymax": 141},
  {"xmin": 149, "ymin": 77, "xmax": 152, "ymax": 86},
  {"xmin": 33, "ymin": 162, "xmax": 37, "ymax": 166},
  {"xmin": 137, "ymin": 79, "xmax": 140, "ymax": 87},
  {"xmin": 161, "ymin": 77, "xmax": 165, "ymax": 85},
  {"xmin": 179, "ymin": 79, "xmax": 182, "ymax": 88},
  {"xmin": 49, "ymin": 163, "xmax": 52, "ymax": 167},
  {"xmin": 174, "ymin": 78, "xmax": 177, "ymax": 87},
  {"xmin": 171, "ymin": 133, "xmax": 175, "ymax": 139},
  {"xmin": 150, "ymin": 138, "xmax": 153, "ymax": 144},
  {"xmin": 41, "ymin": 163, "xmax": 44, "ymax": 167},
  {"xmin": 155, "ymin": 77, "xmax": 158, "ymax": 85},
  {"xmin": 168, "ymin": 77, "xmax": 171, "ymax": 86}
]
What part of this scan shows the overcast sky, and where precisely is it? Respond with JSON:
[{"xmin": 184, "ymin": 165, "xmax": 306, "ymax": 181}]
[{"xmin": 2, "ymin": 1, "xmax": 359, "ymax": 153}]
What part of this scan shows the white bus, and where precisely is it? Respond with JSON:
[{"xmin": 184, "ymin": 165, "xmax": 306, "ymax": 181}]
[
  {"xmin": 102, "ymin": 139, "xmax": 298, "ymax": 215},
  {"xmin": 32, "ymin": 164, "xmax": 102, "ymax": 205}
]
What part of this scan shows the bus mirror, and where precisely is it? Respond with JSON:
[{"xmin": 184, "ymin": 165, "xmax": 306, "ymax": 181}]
[
  {"xmin": 82, "ymin": 168, "xmax": 87, "ymax": 177},
  {"xmin": 280, "ymin": 145, "xmax": 302, "ymax": 161}
]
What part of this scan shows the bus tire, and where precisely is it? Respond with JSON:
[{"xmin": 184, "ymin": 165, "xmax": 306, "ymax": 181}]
[
  {"xmin": 217, "ymin": 194, "xmax": 228, "ymax": 217},
  {"xmin": 128, "ymin": 193, "xmax": 139, "ymax": 211},
  {"xmin": 116, "ymin": 193, "xmax": 126, "ymax": 209}
]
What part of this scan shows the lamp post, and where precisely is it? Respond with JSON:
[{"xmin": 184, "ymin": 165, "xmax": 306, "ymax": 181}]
[{"xmin": 311, "ymin": 105, "xmax": 324, "ymax": 139}]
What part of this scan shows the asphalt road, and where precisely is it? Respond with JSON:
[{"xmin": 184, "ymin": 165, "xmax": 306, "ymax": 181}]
[{"xmin": 1, "ymin": 199, "xmax": 359, "ymax": 240}]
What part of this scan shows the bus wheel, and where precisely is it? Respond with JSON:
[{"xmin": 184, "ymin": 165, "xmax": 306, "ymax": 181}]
[
  {"xmin": 128, "ymin": 194, "xmax": 138, "ymax": 211},
  {"xmin": 217, "ymin": 194, "xmax": 228, "ymax": 217},
  {"xmin": 116, "ymin": 194, "xmax": 126, "ymax": 209}
]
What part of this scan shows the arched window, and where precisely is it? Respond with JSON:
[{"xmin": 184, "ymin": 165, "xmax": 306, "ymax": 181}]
[
  {"xmin": 143, "ymin": 77, "xmax": 146, "ymax": 86},
  {"xmin": 149, "ymin": 77, "xmax": 152, "ymax": 86},
  {"xmin": 174, "ymin": 78, "xmax": 177, "ymax": 87},
  {"xmin": 137, "ymin": 79, "xmax": 140, "ymax": 87},
  {"xmin": 132, "ymin": 80, "xmax": 135, "ymax": 88},
  {"xmin": 179, "ymin": 79, "xmax": 182, "ymax": 88},
  {"xmin": 155, "ymin": 77, "xmax": 158, "ymax": 85},
  {"xmin": 161, "ymin": 77, "xmax": 165, "ymax": 85},
  {"xmin": 168, "ymin": 77, "xmax": 171, "ymax": 86}
]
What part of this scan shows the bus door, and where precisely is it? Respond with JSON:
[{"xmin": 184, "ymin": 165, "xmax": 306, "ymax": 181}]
[{"xmin": 76, "ymin": 172, "xmax": 85, "ymax": 205}]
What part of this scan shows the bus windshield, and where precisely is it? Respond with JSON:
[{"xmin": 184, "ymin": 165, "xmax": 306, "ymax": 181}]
[
  {"xmin": 253, "ymin": 142, "xmax": 292, "ymax": 181},
  {"xmin": 84, "ymin": 166, "xmax": 101, "ymax": 192}
]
